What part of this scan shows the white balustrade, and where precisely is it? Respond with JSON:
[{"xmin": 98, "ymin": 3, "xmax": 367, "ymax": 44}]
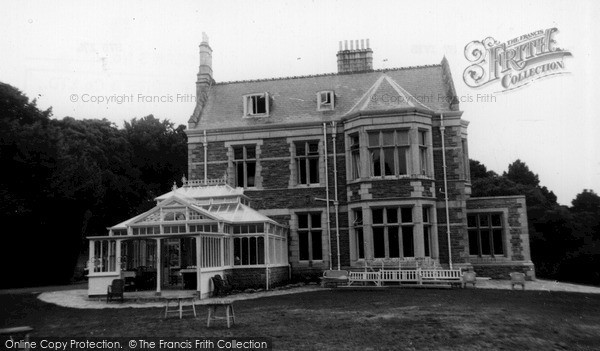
[{"xmin": 348, "ymin": 268, "xmax": 463, "ymax": 286}]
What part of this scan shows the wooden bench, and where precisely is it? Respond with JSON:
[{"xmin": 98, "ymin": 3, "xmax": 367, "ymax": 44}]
[
  {"xmin": 419, "ymin": 269, "xmax": 463, "ymax": 287},
  {"xmin": 320, "ymin": 270, "xmax": 350, "ymax": 287},
  {"xmin": 206, "ymin": 299, "xmax": 235, "ymax": 328}
]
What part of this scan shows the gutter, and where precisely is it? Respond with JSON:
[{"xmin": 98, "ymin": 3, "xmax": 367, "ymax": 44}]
[
  {"xmin": 323, "ymin": 123, "xmax": 333, "ymax": 270},
  {"xmin": 331, "ymin": 121, "xmax": 341, "ymax": 270},
  {"xmin": 440, "ymin": 113, "xmax": 453, "ymax": 269}
]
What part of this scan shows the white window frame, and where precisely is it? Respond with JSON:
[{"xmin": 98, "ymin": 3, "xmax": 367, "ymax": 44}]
[
  {"xmin": 232, "ymin": 144, "xmax": 257, "ymax": 188},
  {"xmin": 243, "ymin": 93, "xmax": 270, "ymax": 117},
  {"xmin": 368, "ymin": 129, "xmax": 410, "ymax": 178},
  {"xmin": 418, "ymin": 129, "xmax": 429, "ymax": 176},
  {"xmin": 297, "ymin": 213, "xmax": 323, "ymax": 262},
  {"xmin": 317, "ymin": 91, "xmax": 335, "ymax": 111},
  {"xmin": 349, "ymin": 133, "xmax": 361, "ymax": 180},
  {"xmin": 295, "ymin": 140, "xmax": 320, "ymax": 185},
  {"xmin": 371, "ymin": 207, "xmax": 415, "ymax": 259},
  {"xmin": 352, "ymin": 208, "xmax": 365, "ymax": 259},
  {"xmin": 467, "ymin": 212, "xmax": 506, "ymax": 258}
]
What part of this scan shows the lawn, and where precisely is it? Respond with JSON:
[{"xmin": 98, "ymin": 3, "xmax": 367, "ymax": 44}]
[{"xmin": 1, "ymin": 288, "xmax": 600, "ymax": 350}]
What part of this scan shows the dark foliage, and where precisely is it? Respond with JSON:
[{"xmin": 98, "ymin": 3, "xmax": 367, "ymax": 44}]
[{"xmin": 0, "ymin": 82, "xmax": 187, "ymax": 288}]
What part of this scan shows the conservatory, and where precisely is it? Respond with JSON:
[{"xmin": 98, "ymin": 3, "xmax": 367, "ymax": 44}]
[{"xmin": 87, "ymin": 182, "xmax": 289, "ymax": 298}]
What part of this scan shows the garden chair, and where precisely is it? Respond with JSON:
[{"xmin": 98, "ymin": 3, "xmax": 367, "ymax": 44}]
[
  {"xmin": 320, "ymin": 270, "xmax": 350, "ymax": 287},
  {"xmin": 211, "ymin": 275, "xmax": 232, "ymax": 297},
  {"xmin": 107, "ymin": 279, "xmax": 125, "ymax": 302},
  {"xmin": 462, "ymin": 271, "xmax": 477, "ymax": 288},
  {"xmin": 510, "ymin": 272, "xmax": 526, "ymax": 290}
]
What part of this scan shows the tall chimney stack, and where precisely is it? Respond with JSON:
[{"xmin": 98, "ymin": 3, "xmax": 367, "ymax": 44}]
[
  {"xmin": 337, "ymin": 38, "xmax": 373, "ymax": 73},
  {"xmin": 189, "ymin": 33, "xmax": 214, "ymax": 128},
  {"xmin": 197, "ymin": 32, "xmax": 213, "ymax": 94}
]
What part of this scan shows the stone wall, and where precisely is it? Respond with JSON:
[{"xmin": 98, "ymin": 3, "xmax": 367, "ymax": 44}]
[
  {"xmin": 226, "ymin": 266, "xmax": 289, "ymax": 289},
  {"xmin": 471, "ymin": 263, "xmax": 536, "ymax": 280}
]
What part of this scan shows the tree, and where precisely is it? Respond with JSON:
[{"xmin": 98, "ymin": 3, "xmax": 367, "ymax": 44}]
[
  {"xmin": 571, "ymin": 189, "xmax": 600, "ymax": 214},
  {"xmin": 0, "ymin": 82, "xmax": 60, "ymax": 287},
  {"xmin": 0, "ymin": 82, "xmax": 189, "ymax": 288},
  {"xmin": 469, "ymin": 159, "xmax": 497, "ymax": 180},
  {"xmin": 123, "ymin": 115, "xmax": 187, "ymax": 204},
  {"xmin": 504, "ymin": 159, "xmax": 539, "ymax": 187}
]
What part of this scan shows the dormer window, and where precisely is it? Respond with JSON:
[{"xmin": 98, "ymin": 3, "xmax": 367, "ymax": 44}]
[
  {"xmin": 244, "ymin": 93, "xmax": 269, "ymax": 117},
  {"xmin": 317, "ymin": 91, "xmax": 335, "ymax": 111}
]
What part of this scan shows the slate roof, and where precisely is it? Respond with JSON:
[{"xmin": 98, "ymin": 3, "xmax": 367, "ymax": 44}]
[
  {"xmin": 191, "ymin": 61, "xmax": 459, "ymax": 130},
  {"xmin": 346, "ymin": 74, "xmax": 433, "ymax": 116}
]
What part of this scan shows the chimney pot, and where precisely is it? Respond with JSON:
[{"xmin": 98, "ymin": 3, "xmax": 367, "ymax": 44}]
[{"xmin": 336, "ymin": 37, "xmax": 374, "ymax": 73}]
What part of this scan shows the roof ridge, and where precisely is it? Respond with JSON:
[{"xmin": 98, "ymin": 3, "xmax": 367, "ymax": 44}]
[{"xmin": 214, "ymin": 64, "xmax": 442, "ymax": 85}]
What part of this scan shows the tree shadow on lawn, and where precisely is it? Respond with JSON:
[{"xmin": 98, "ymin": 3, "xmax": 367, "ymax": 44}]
[{"xmin": 1, "ymin": 289, "xmax": 600, "ymax": 350}]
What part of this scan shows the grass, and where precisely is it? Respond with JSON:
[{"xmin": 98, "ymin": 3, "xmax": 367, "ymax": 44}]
[{"xmin": 1, "ymin": 288, "xmax": 600, "ymax": 350}]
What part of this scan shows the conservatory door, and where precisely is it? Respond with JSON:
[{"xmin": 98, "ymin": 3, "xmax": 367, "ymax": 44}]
[{"xmin": 163, "ymin": 238, "xmax": 181, "ymax": 287}]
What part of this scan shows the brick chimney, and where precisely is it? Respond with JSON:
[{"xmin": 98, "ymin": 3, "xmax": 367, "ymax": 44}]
[
  {"xmin": 337, "ymin": 39, "xmax": 373, "ymax": 73},
  {"xmin": 196, "ymin": 32, "xmax": 213, "ymax": 94}
]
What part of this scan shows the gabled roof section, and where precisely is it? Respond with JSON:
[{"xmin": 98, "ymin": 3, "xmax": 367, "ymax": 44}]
[
  {"xmin": 345, "ymin": 74, "xmax": 434, "ymax": 116},
  {"xmin": 109, "ymin": 195, "xmax": 220, "ymax": 230},
  {"xmin": 190, "ymin": 61, "xmax": 459, "ymax": 130},
  {"xmin": 108, "ymin": 191, "xmax": 280, "ymax": 231}
]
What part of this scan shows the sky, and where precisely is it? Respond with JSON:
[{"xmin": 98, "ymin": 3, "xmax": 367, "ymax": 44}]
[{"xmin": 1, "ymin": 0, "xmax": 598, "ymax": 206}]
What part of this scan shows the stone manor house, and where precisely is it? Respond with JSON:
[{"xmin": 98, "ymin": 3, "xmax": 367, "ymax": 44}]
[{"xmin": 87, "ymin": 35, "xmax": 534, "ymax": 297}]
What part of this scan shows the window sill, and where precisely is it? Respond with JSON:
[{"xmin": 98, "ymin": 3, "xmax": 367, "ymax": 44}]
[
  {"xmin": 465, "ymin": 256, "xmax": 509, "ymax": 263},
  {"xmin": 243, "ymin": 114, "xmax": 270, "ymax": 118},
  {"xmin": 232, "ymin": 264, "xmax": 269, "ymax": 268},
  {"xmin": 348, "ymin": 175, "xmax": 434, "ymax": 183},
  {"xmin": 292, "ymin": 184, "xmax": 324, "ymax": 189},
  {"xmin": 297, "ymin": 260, "xmax": 325, "ymax": 266},
  {"xmin": 87, "ymin": 272, "xmax": 120, "ymax": 277}
]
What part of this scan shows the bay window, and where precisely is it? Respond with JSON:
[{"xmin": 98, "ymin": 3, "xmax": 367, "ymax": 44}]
[{"xmin": 369, "ymin": 130, "xmax": 409, "ymax": 177}]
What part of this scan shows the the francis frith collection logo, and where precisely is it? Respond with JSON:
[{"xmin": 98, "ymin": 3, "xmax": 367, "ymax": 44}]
[{"xmin": 463, "ymin": 28, "xmax": 572, "ymax": 92}]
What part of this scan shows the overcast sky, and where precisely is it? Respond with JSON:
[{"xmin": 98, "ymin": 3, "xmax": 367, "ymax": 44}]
[{"xmin": 1, "ymin": 0, "xmax": 598, "ymax": 206}]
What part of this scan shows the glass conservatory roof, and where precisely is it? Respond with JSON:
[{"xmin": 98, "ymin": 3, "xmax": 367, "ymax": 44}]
[
  {"xmin": 108, "ymin": 185, "xmax": 279, "ymax": 231},
  {"xmin": 155, "ymin": 184, "xmax": 248, "ymax": 203}
]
